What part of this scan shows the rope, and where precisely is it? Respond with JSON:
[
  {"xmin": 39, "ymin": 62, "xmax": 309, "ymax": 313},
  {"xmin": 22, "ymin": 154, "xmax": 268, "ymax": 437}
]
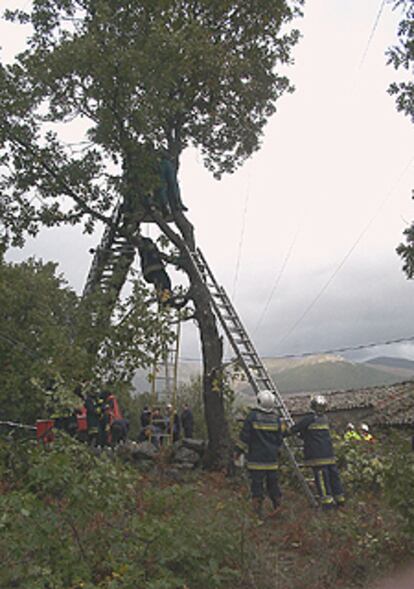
[{"xmin": 0, "ymin": 420, "xmax": 36, "ymax": 431}]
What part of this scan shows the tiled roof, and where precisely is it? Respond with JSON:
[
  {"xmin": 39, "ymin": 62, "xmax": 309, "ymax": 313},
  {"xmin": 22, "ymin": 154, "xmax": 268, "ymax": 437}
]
[{"xmin": 284, "ymin": 381, "xmax": 414, "ymax": 426}]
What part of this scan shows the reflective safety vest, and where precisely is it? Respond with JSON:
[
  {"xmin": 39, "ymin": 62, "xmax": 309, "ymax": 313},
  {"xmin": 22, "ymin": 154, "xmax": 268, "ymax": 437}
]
[
  {"xmin": 344, "ymin": 430, "xmax": 362, "ymax": 442},
  {"xmin": 239, "ymin": 409, "xmax": 285, "ymax": 471},
  {"xmin": 290, "ymin": 413, "xmax": 336, "ymax": 466}
]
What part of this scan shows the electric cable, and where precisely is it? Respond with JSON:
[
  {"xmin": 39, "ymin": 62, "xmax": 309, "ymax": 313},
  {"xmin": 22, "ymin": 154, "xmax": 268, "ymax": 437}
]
[
  {"xmin": 177, "ymin": 333, "xmax": 414, "ymax": 363},
  {"xmin": 268, "ymin": 334, "xmax": 414, "ymax": 360},
  {"xmin": 277, "ymin": 153, "xmax": 414, "ymax": 348},
  {"xmin": 252, "ymin": 224, "xmax": 300, "ymax": 335},
  {"xmin": 231, "ymin": 178, "xmax": 250, "ymax": 302},
  {"xmin": 358, "ymin": 0, "xmax": 387, "ymax": 71}
]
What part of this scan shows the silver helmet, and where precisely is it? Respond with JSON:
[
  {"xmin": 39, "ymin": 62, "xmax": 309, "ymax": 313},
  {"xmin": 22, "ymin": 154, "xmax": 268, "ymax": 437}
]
[
  {"xmin": 257, "ymin": 390, "xmax": 276, "ymax": 412},
  {"xmin": 310, "ymin": 394, "xmax": 327, "ymax": 414}
]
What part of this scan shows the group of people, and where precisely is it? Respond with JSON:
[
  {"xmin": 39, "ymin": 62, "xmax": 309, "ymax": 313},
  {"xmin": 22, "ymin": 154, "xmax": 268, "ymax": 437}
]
[
  {"xmin": 138, "ymin": 402, "xmax": 194, "ymax": 447},
  {"xmin": 85, "ymin": 390, "xmax": 129, "ymax": 447},
  {"xmin": 238, "ymin": 391, "xmax": 346, "ymax": 517},
  {"xmin": 344, "ymin": 421, "xmax": 375, "ymax": 443}
]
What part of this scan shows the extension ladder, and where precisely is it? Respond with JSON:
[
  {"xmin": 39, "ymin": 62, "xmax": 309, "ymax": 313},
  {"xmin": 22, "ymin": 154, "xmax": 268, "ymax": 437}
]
[
  {"xmin": 189, "ymin": 247, "xmax": 318, "ymax": 507},
  {"xmin": 82, "ymin": 201, "xmax": 136, "ymax": 303},
  {"xmin": 149, "ymin": 310, "xmax": 182, "ymax": 445}
]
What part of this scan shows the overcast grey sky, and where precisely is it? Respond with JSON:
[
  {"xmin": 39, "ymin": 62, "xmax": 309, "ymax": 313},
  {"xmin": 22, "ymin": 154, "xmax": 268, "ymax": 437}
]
[{"xmin": 2, "ymin": 0, "xmax": 414, "ymax": 362}]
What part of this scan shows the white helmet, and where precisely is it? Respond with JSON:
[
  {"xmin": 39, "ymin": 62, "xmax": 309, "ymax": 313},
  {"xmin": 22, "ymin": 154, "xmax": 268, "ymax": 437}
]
[
  {"xmin": 310, "ymin": 395, "xmax": 327, "ymax": 414},
  {"xmin": 347, "ymin": 422, "xmax": 355, "ymax": 430},
  {"xmin": 257, "ymin": 390, "xmax": 276, "ymax": 412},
  {"xmin": 361, "ymin": 423, "xmax": 369, "ymax": 433}
]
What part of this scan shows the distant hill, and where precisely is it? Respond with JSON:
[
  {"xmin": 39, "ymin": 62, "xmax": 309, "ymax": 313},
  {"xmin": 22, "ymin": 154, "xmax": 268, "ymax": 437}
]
[
  {"xmin": 132, "ymin": 354, "xmax": 413, "ymax": 397},
  {"xmin": 268, "ymin": 357, "xmax": 401, "ymax": 394},
  {"xmin": 362, "ymin": 356, "xmax": 414, "ymax": 380},
  {"xmin": 237, "ymin": 354, "xmax": 409, "ymax": 396}
]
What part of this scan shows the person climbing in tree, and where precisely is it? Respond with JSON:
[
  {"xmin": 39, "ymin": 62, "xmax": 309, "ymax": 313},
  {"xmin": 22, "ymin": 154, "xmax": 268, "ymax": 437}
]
[
  {"xmin": 136, "ymin": 235, "xmax": 173, "ymax": 304},
  {"xmin": 136, "ymin": 234, "xmax": 189, "ymax": 309},
  {"xmin": 154, "ymin": 152, "xmax": 188, "ymax": 216}
]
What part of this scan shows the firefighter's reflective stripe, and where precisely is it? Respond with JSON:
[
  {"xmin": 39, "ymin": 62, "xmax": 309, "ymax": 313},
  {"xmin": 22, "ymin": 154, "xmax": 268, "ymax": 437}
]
[
  {"xmin": 237, "ymin": 440, "xmax": 248, "ymax": 452},
  {"xmin": 308, "ymin": 423, "xmax": 330, "ymax": 430},
  {"xmin": 247, "ymin": 462, "xmax": 279, "ymax": 471},
  {"xmin": 144, "ymin": 262, "xmax": 164, "ymax": 276},
  {"xmin": 252, "ymin": 423, "xmax": 281, "ymax": 431},
  {"xmin": 317, "ymin": 470, "xmax": 335, "ymax": 505},
  {"xmin": 306, "ymin": 457, "xmax": 336, "ymax": 466}
]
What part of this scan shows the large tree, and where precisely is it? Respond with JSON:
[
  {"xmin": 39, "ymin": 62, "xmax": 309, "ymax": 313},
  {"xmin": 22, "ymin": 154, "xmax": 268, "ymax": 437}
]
[
  {"xmin": 387, "ymin": 0, "xmax": 414, "ymax": 277},
  {"xmin": 0, "ymin": 255, "xmax": 170, "ymax": 424},
  {"xmin": 0, "ymin": 0, "xmax": 302, "ymax": 466}
]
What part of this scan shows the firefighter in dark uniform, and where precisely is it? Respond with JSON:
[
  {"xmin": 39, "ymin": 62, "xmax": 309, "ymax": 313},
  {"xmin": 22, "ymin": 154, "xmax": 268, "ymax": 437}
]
[
  {"xmin": 238, "ymin": 390, "xmax": 286, "ymax": 518},
  {"xmin": 181, "ymin": 403, "xmax": 194, "ymax": 438},
  {"xmin": 155, "ymin": 155, "xmax": 188, "ymax": 216},
  {"xmin": 137, "ymin": 236, "xmax": 173, "ymax": 305},
  {"xmin": 288, "ymin": 395, "xmax": 345, "ymax": 510}
]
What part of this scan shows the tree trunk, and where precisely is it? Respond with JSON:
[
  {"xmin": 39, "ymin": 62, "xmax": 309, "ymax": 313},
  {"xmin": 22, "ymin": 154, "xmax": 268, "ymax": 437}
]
[{"xmin": 147, "ymin": 210, "xmax": 232, "ymax": 469}]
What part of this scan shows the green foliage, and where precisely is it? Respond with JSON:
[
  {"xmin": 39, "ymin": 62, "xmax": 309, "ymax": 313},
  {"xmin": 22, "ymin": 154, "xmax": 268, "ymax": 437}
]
[
  {"xmin": 383, "ymin": 432, "xmax": 414, "ymax": 534},
  {"xmin": 2, "ymin": 431, "xmax": 414, "ymax": 588},
  {"xmin": 0, "ymin": 257, "xmax": 83, "ymax": 423},
  {"xmin": 0, "ymin": 436, "xmax": 243, "ymax": 589},
  {"xmin": 177, "ymin": 376, "xmax": 207, "ymax": 439},
  {"xmin": 396, "ymin": 220, "xmax": 414, "ymax": 279},
  {"xmin": 335, "ymin": 437, "xmax": 386, "ymax": 493},
  {"xmin": 387, "ymin": 0, "xmax": 414, "ymax": 124},
  {"xmin": 0, "ymin": 0, "xmax": 302, "ymax": 245},
  {"xmin": 0, "ymin": 257, "xmax": 173, "ymax": 424},
  {"xmin": 387, "ymin": 1, "xmax": 414, "ymax": 278}
]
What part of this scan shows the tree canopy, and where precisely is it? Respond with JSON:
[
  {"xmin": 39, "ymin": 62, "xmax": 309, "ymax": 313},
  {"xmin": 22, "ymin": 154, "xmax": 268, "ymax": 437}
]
[
  {"xmin": 0, "ymin": 0, "xmax": 303, "ymax": 465},
  {"xmin": 0, "ymin": 256, "xmax": 172, "ymax": 423},
  {"xmin": 0, "ymin": 0, "xmax": 302, "ymax": 246}
]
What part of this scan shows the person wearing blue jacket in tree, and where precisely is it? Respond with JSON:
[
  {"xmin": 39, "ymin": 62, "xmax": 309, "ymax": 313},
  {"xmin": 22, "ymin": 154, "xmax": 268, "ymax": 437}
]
[
  {"xmin": 288, "ymin": 395, "xmax": 345, "ymax": 510},
  {"xmin": 238, "ymin": 390, "xmax": 286, "ymax": 518}
]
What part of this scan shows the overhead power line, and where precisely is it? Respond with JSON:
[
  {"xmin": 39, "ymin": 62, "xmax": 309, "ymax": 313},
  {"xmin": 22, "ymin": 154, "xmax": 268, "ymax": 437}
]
[
  {"xmin": 231, "ymin": 180, "xmax": 250, "ymax": 302},
  {"xmin": 253, "ymin": 225, "xmax": 300, "ymax": 335},
  {"xmin": 358, "ymin": 0, "xmax": 387, "ymax": 71},
  {"xmin": 178, "ymin": 334, "xmax": 414, "ymax": 364},
  {"xmin": 277, "ymin": 154, "xmax": 414, "ymax": 347},
  {"xmin": 269, "ymin": 334, "xmax": 414, "ymax": 360}
]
